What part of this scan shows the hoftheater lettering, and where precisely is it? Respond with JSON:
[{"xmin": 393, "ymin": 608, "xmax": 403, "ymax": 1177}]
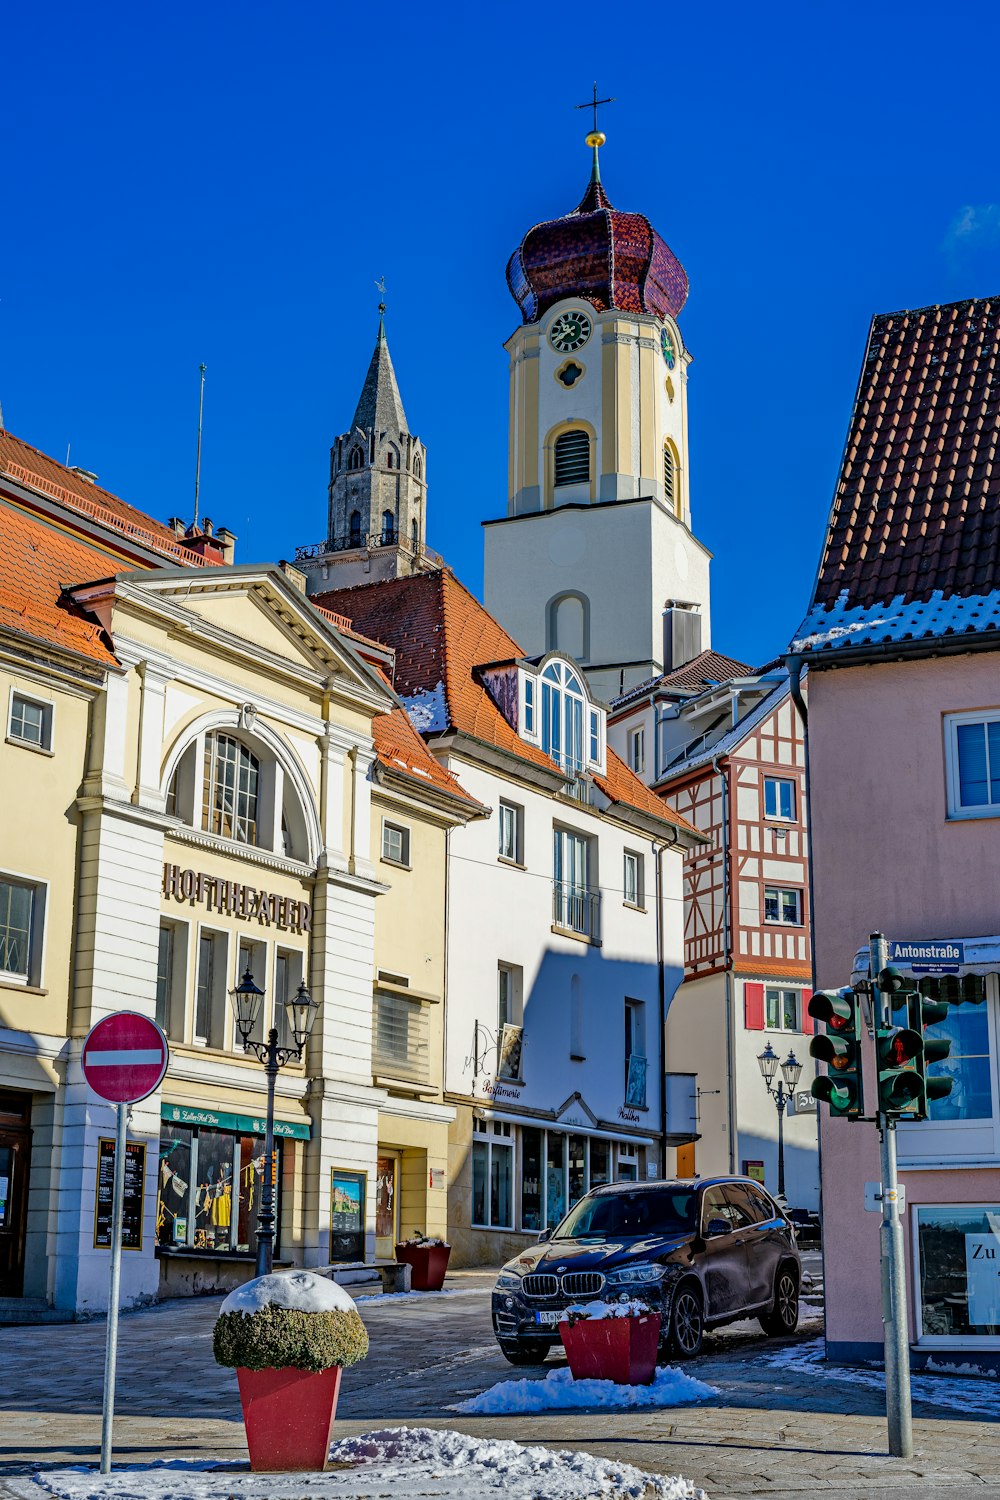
[{"xmin": 162, "ymin": 864, "xmax": 310, "ymax": 933}]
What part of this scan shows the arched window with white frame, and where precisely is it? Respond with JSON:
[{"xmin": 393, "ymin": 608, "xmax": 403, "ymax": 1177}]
[
  {"xmin": 542, "ymin": 661, "xmax": 587, "ymax": 774},
  {"xmin": 203, "ymin": 733, "xmax": 259, "ymax": 844}
]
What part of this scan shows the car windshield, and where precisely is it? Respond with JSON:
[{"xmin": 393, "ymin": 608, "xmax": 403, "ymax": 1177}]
[{"xmin": 552, "ymin": 1187, "xmax": 699, "ymax": 1241}]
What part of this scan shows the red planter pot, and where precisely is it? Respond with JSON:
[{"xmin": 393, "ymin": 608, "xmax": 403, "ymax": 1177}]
[
  {"xmin": 236, "ymin": 1364, "xmax": 342, "ymax": 1472},
  {"xmin": 559, "ymin": 1312, "xmax": 662, "ymax": 1386},
  {"xmin": 395, "ymin": 1241, "xmax": 451, "ymax": 1291}
]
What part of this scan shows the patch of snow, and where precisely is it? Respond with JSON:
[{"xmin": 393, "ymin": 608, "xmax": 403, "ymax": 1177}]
[
  {"xmin": 790, "ymin": 586, "xmax": 1000, "ymax": 655},
  {"xmin": 354, "ymin": 1286, "xmax": 470, "ymax": 1304},
  {"xmin": 761, "ymin": 1337, "xmax": 1000, "ymax": 1417},
  {"xmin": 925, "ymin": 1356, "xmax": 998, "ymax": 1378},
  {"xmin": 5, "ymin": 1427, "xmax": 705, "ymax": 1500},
  {"xmin": 453, "ymin": 1363, "xmax": 717, "ymax": 1415},
  {"xmin": 401, "ymin": 682, "xmax": 448, "ymax": 733},
  {"xmin": 560, "ymin": 1298, "xmax": 653, "ymax": 1321},
  {"xmin": 219, "ymin": 1270, "xmax": 357, "ymax": 1316}
]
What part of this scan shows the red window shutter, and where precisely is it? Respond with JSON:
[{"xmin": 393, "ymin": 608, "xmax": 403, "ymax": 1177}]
[
  {"xmin": 744, "ymin": 982, "xmax": 765, "ymax": 1031},
  {"xmin": 800, "ymin": 988, "xmax": 814, "ymax": 1034}
]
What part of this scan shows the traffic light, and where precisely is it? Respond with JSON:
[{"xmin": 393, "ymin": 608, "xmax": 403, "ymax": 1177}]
[
  {"xmin": 920, "ymin": 974, "xmax": 986, "ymax": 1007},
  {"xmin": 875, "ymin": 966, "xmax": 955, "ymax": 1119},
  {"xmin": 809, "ymin": 987, "xmax": 865, "ymax": 1119}
]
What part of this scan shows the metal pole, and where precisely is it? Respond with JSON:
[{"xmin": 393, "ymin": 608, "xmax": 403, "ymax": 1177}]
[
  {"xmin": 776, "ymin": 1087, "xmax": 786, "ymax": 1201},
  {"xmin": 871, "ymin": 930, "xmax": 913, "ymax": 1460},
  {"xmin": 100, "ymin": 1102, "xmax": 128, "ymax": 1474},
  {"xmin": 193, "ymin": 363, "xmax": 206, "ymax": 530},
  {"xmin": 255, "ymin": 1033, "xmax": 278, "ymax": 1278}
]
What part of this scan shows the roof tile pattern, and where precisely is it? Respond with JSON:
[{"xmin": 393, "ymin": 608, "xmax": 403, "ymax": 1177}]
[
  {"xmin": 317, "ymin": 569, "xmax": 696, "ymax": 836},
  {"xmin": 810, "ymin": 297, "xmax": 1000, "ymax": 618},
  {"xmin": 0, "ymin": 500, "xmax": 137, "ymax": 664},
  {"xmin": 506, "ymin": 168, "xmax": 688, "ymax": 326},
  {"xmin": 372, "ymin": 705, "xmax": 481, "ymax": 809}
]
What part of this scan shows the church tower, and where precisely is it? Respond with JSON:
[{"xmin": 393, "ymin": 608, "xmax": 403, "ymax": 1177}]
[
  {"xmin": 483, "ymin": 128, "xmax": 711, "ymax": 702},
  {"xmin": 297, "ymin": 313, "xmax": 433, "ymax": 594}
]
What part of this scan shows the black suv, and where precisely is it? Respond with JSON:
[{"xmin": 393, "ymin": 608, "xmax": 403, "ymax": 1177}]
[{"xmin": 492, "ymin": 1176, "xmax": 800, "ymax": 1364}]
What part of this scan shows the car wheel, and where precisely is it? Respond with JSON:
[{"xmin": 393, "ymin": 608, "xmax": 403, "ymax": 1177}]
[
  {"xmin": 498, "ymin": 1338, "xmax": 550, "ymax": 1365},
  {"xmin": 668, "ymin": 1281, "xmax": 704, "ymax": 1358},
  {"xmin": 758, "ymin": 1266, "xmax": 799, "ymax": 1336}
]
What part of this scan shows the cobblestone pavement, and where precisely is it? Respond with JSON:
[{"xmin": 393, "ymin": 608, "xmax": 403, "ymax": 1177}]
[{"xmin": 0, "ymin": 1262, "xmax": 997, "ymax": 1499}]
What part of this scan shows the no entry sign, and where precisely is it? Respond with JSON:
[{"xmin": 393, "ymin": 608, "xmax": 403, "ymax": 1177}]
[{"xmin": 82, "ymin": 1012, "xmax": 168, "ymax": 1104}]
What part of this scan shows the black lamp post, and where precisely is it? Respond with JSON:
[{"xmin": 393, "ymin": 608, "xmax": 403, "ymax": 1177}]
[
  {"xmin": 756, "ymin": 1042, "xmax": 803, "ymax": 1204},
  {"xmin": 229, "ymin": 969, "xmax": 320, "ymax": 1276}
]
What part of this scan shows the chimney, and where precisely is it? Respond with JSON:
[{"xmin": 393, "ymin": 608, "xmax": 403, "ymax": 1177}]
[
  {"xmin": 279, "ymin": 560, "xmax": 307, "ymax": 594},
  {"xmin": 168, "ymin": 516, "xmax": 186, "ymax": 538},
  {"xmin": 215, "ymin": 527, "xmax": 237, "ymax": 564},
  {"xmin": 663, "ymin": 603, "xmax": 702, "ymax": 673},
  {"xmin": 68, "ymin": 466, "xmax": 99, "ymax": 485}
]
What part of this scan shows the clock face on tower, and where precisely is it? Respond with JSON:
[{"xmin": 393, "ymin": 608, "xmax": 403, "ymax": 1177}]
[
  {"xmin": 549, "ymin": 310, "xmax": 592, "ymax": 353},
  {"xmin": 660, "ymin": 328, "xmax": 676, "ymax": 369}
]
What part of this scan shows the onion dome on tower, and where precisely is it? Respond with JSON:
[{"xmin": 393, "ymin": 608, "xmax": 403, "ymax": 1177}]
[{"xmin": 506, "ymin": 130, "xmax": 689, "ymax": 325}]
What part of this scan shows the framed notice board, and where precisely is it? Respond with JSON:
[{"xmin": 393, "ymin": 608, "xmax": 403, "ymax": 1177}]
[
  {"xmin": 94, "ymin": 1137, "xmax": 147, "ymax": 1251},
  {"xmin": 330, "ymin": 1167, "xmax": 366, "ymax": 1262}
]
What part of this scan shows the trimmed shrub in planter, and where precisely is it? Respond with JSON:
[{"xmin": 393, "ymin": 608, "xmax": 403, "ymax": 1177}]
[
  {"xmin": 214, "ymin": 1271, "xmax": 368, "ymax": 1472},
  {"xmin": 559, "ymin": 1299, "xmax": 662, "ymax": 1386},
  {"xmin": 395, "ymin": 1234, "xmax": 451, "ymax": 1292}
]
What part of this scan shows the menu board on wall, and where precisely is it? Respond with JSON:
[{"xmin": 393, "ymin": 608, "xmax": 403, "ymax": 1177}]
[{"xmin": 94, "ymin": 1138, "xmax": 146, "ymax": 1251}]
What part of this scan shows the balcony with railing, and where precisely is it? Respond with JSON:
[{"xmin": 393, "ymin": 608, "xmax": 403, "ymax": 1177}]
[
  {"xmin": 295, "ymin": 532, "xmax": 444, "ymax": 567},
  {"xmin": 552, "ymin": 881, "xmax": 601, "ymax": 941},
  {"xmin": 372, "ymin": 990, "xmax": 431, "ymax": 1088}
]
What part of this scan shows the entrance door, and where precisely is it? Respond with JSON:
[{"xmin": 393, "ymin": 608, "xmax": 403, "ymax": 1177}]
[
  {"xmin": 0, "ymin": 1092, "xmax": 32, "ymax": 1297},
  {"xmin": 676, "ymin": 1141, "xmax": 696, "ymax": 1177},
  {"xmin": 375, "ymin": 1153, "xmax": 399, "ymax": 1261}
]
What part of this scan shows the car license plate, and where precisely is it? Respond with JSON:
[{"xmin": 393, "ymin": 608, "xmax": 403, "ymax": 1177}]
[{"xmin": 535, "ymin": 1310, "xmax": 560, "ymax": 1326}]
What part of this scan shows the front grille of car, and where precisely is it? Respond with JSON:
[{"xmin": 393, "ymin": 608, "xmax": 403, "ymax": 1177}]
[
  {"xmin": 522, "ymin": 1273, "xmax": 560, "ymax": 1298},
  {"xmin": 562, "ymin": 1271, "xmax": 605, "ymax": 1297}
]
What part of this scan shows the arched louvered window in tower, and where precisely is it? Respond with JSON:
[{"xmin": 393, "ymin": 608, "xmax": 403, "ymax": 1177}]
[
  {"xmin": 414, "ymin": 454, "xmax": 423, "ymax": 479},
  {"xmin": 411, "ymin": 518, "xmax": 419, "ymax": 549},
  {"xmin": 663, "ymin": 444, "xmax": 679, "ymax": 514},
  {"xmin": 349, "ymin": 510, "xmax": 362, "ymax": 546},
  {"xmin": 554, "ymin": 429, "xmax": 590, "ymax": 489},
  {"xmin": 348, "ymin": 447, "xmax": 364, "ymax": 471}
]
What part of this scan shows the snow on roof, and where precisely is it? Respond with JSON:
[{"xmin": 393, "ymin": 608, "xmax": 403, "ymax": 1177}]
[{"xmin": 790, "ymin": 586, "xmax": 1000, "ymax": 657}]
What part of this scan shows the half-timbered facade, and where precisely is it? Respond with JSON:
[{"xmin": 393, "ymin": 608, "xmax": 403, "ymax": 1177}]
[{"xmin": 610, "ymin": 662, "xmax": 819, "ymax": 1207}]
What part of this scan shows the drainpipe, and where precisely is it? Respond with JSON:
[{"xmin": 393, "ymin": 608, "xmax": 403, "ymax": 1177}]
[
  {"xmin": 714, "ymin": 754, "xmax": 737, "ymax": 1174},
  {"xmin": 655, "ymin": 837, "xmax": 670, "ymax": 1175}
]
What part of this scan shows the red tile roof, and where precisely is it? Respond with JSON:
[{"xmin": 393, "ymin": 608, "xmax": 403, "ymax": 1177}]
[
  {"xmin": 372, "ymin": 706, "xmax": 482, "ymax": 811},
  {"xmin": 0, "ymin": 500, "xmax": 137, "ymax": 665},
  {"xmin": 799, "ymin": 297, "xmax": 1000, "ymax": 647},
  {"xmin": 611, "ymin": 650, "xmax": 754, "ymax": 712},
  {"xmin": 316, "ymin": 569, "xmax": 697, "ymax": 837}
]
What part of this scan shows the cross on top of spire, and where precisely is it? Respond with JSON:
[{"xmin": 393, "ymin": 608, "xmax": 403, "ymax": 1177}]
[{"xmin": 575, "ymin": 82, "xmax": 615, "ymax": 137}]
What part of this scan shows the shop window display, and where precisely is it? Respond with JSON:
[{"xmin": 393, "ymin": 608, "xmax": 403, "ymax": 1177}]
[
  {"xmin": 917, "ymin": 1204, "xmax": 1000, "ymax": 1339},
  {"xmin": 157, "ymin": 1123, "xmax": 279, "ymax": 1255}
]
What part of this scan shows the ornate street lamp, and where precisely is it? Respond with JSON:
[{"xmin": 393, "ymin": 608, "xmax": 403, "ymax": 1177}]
[
  {"xmin": 756, "ymin": 1044, "xmax": 802, "ymax": 1204},
  {"xmin": 229, "ymin": 969, "xmax": 320, "ymax": 1276}
]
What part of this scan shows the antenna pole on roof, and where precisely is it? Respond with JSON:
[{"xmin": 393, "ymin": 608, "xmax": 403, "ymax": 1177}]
[{"xmin": 193, "ymin": 363, "xmax": 207, "ymax": 529}]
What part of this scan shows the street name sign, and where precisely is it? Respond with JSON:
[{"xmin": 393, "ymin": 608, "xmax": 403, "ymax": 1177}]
[
  {"xmin": 82, "ymin": 1013, "xmax": 168, "ymax": 1103},
  {"xmin": 888, "ymin": 939, "xmax": 965, "ymax": 975}
]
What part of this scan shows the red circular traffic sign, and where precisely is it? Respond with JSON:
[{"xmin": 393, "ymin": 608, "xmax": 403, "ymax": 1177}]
[{"xmin": 82, "ymin": 1012, "xmax": 168, "ymax": 1104}]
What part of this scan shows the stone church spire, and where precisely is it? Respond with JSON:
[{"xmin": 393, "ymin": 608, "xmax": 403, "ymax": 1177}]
[{"xmin": 294, "ymin": 314, "xmax": 436, "ymax": 596}]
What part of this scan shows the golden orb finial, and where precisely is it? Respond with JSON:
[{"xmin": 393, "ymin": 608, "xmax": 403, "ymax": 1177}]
[{"xmin": 586, "ymin": 130, "xmax": 606, "ymax": 149}]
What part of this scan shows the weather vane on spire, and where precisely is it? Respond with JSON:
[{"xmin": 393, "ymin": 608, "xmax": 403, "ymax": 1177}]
[
  {"xmin": 375, "ymin": 275, "xmax": 387, "ymax": 316},
  {"xmin": 575, "ymin": 82, "xmax": 615, "ymax": 139}
]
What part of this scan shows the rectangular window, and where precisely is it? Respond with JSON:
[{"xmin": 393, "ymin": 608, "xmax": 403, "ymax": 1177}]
[
  {"xmin": 273, "ymin": 948, "xmax": 304, "ymax": 1052},
  {"xmin": 553, "ymin": 827, "xmax": 599, "ymax": 938},
  {"xmin": 155, "ymin": 926, "xmax": 174, "ymax": 1032},
  {"xmin": 764, "ymin": 776, "xmax": 795, "ymax": 820},
  {"xmin": 195, "ymin": 931, "xmax": 227, "ymax": 1047},
  {"xmin": 915, "ymin": 1204, "xmax": 1000, "ymax": 1342},
  {"xmin": 373, "ymin": 990, "xmax": 430, "ymax": 1084},
  {"xmin": 547, "ymin": 1131, "xmax": 567, "ymax": 1228},
  {"xmin": 8, "ymin": 693, "xmax": 52, "ymax": 751},
  {"xmin": 498, "ymin": 800, "xmax": 523, "ymax": 864},
  {"xmin": 523, "ymin": 675, "xmax": 535, "ymax": 736},
  {"xmin": 157, "ymin": 1122, "xmax": 281, "ymax": 1256},
  {"xmin": 497, "ymin": 964, "xmax": 524, "ymax": 1080},
  {"xmin": 625, "ymin": 999, "xmax": 647, "ymax": 1107},
  {"xmin": 0, "ymin": 878, "xmax": 34, "ymax": 981},
  {"xmin": 589, "ymin": 709, "xmax": 601, "ymax": 766},
  {"xmin": 628, "ymin": 727, "xmax": 645, "ymax": 775},
  {"xmin": 890, "ymin": 994, "xmax": 993, "ymax": 1122},
  {"xmin": 381, "ymin": 820, "xmax": 411, "ymax": 867},
  {"xmin": 764, "ymin": 886, "xmax": 802, "ymax": 925},
  {"xmin": 765, "ymin": 987, "xmax": 801, "ymax": 1032},
  {"xmin": 947, "ymin": 712, "xmax": 1000, "ymax": 817},
  {"xmin": 616, "ymin": 1142, "xmax": 639, "ymax": 1182},
  {"xmin": 623, "ymin": 850, "xmax": 644, "ymax": 908},
  {"xmin": 521, "ymin": 1127, "xmax": 544, "ymax": 1231},
  {"xmin": 237, "ymin": 939, "xmax": 267, "ymax": 1047},
  {"xmin": 472, "ymin": 1120, "xmax": 513, "ymax": 1228}
]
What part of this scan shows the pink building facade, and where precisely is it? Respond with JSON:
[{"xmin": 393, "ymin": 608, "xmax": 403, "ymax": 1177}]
[{"xmin": 791, "ymin": 294, "xmax": 1000, "ymax": 1369}]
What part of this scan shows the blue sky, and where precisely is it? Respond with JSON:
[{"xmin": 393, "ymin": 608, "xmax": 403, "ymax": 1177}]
[{"xmin": 4, "ymin": 1, "xmax": 1000, "ymax": 667}]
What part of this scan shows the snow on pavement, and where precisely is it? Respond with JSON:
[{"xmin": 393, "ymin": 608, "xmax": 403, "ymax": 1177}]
[
  {"xmin": 4, "ymin": 1426, "xmax": 705, "ymax": 1500},
  {"xmin": 453, "ymin": 1363, "xmax": 717, "ymax": 1415},
  {"xmin": 762, "ymin": 1337, "xmax": 1000, "ymax": 1417}
]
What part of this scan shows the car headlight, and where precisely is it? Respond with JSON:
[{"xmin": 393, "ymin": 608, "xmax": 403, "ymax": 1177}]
[
  {"xmin": 495, "ymin": 1272, "xmax": 522, "ymax": 1290},
  {"xmin": 605, "ymin": 1264, "xmax": 665, "ymax": 1284}
]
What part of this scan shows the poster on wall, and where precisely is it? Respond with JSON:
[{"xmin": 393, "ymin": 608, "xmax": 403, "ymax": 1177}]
[
  {"xmin": 330, "ymin": 1168, "xmax": 366, "ymax": 1262},
  {"xmin": 742, "ymin": 1160, "xmax": 765, "ymax": 1185},
  {"xmin": 497, "ymin": 1024, "xmax": 524, "ymax": 1081},
  {"xmin": 94, "ymin": 1138, "xmax": 146, "ymax": 1250},
  {"xmin": 965, "ymin": 1232, "xmax": 1000, "ymax": 1325},
  {"xmin": 625, "ymin": 1055, "xmax": 648, "ymax": 1109}
]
